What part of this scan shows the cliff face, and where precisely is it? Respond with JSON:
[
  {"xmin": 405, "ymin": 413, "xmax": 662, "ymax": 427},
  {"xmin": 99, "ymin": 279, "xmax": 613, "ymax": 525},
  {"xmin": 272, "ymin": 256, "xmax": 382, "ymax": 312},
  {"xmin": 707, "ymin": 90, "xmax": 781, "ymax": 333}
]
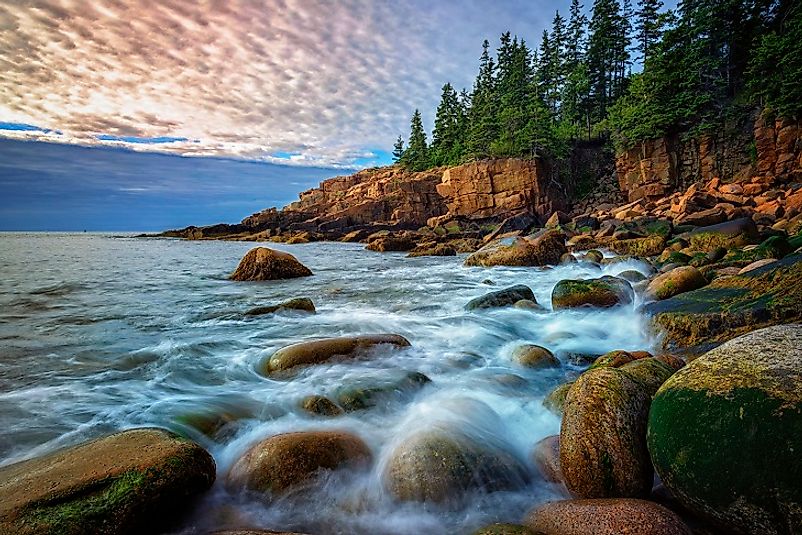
[
  {"xmin": 435, "ymin": 158, "xmax": 565, "ymax": 222},
  {"xmin": 616, "ymin": 111, "xmax": 802, "ymax": 203}
]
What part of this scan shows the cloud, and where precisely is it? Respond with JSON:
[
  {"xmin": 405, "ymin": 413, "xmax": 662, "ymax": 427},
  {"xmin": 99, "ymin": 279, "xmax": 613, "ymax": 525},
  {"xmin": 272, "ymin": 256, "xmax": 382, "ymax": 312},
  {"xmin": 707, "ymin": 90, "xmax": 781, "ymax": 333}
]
[{"xmin": 0, "ymin": 0, "xmax": 566, "ymax": 167}]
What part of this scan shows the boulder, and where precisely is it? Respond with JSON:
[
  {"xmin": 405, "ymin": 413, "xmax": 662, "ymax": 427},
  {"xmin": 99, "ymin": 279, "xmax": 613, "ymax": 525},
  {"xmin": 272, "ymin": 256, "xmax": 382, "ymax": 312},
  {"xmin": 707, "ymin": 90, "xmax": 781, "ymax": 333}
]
[
  {"xmin": 407, "ymin": 243, "xmax": 457, "ymax": 257},
  {"xmin": 524, "ymin": 498, "xmax": 691, "ymax": 535},
  {"xmin": 0, "ymin": 428, "xmax": 215, "ymax": 535},
  {"xmin": 619, "ymin": 357, "xmax": 675, "ymax": 396},
  {"xmin": 686, "ymin": 217, "xmax": 759, "ymax": 252},
  {"xmin": 466, "ymin": 285, "xmax": 536, "ymax": 310},
  {"xmin": 366, "ymin": 234, "xmax": 417, "ymax": 252},
  {"xmin": 230, "ymin": 247, "xmax": 313, "ymax": 281},
  {"xmin": 511, "ymin": 344, "xmax": 560, "ymax": 369},
  {"xmin": 227, "ymin": 431, "xmax": 371, "ymax": 495},
  {"xmin": 532, "ymin": 435, "xmax": 563, "ymax": 484},
  {"xmin": 244, "ymin": 298, "xmax": 316, "ymax": 316},
  {"xmin": 644, "ymin": 254, "xmax": 802, "ymax": 349},
  {"xmin": 300, "ymin": 395, "xmax": 343, "ymax": 417},
  {"xmin": 560, "ymin": 368, "xmax": 653, "ymax": 498},
  {"xmin": 644, "ymin": 266, "xmax": 708, "ymax": 301},
  {"xmin": 334, "ymin": 371, "xmax": 430, "ymax": 412},
  {"xmin": 608, "ymin": 235, "xmax": 667, "ymax": 257},
  {"xmin": 551, "ymin": 276, "xmax": 634, "ymax": 309},
  {"xmin": 260, "ymin": 334, "xmax": 411, "ymax": 376},
  {"xmin": 543, "ymin": 382, "xmax": 574, "ymax": 415},
  {"xmin": 512, "ymin": 299, "xmax": 546, "ymax": 311},
  {"xmin": 383, "ymin": 430, "xmax": 529, "ymax": 504},
  {"xmin": 464, "ymin": 231, "xmax": 566, "ymax": 267},
  {"xmin": 648, "ymin": 325, "xmax": 802, "ymax": 535}
]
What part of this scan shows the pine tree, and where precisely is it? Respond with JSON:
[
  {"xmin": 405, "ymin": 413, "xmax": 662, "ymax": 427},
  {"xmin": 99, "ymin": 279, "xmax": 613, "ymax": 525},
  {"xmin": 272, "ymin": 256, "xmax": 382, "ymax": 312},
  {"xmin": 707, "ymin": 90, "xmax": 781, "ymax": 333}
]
[
  {"xmin": 587, "ymin": 0, "xmax": 623, "ymax": 123},
  {"xmin": 392, "ymin": 135, "xmax": 405, "ymax": 162},
  {"xmin": 564, "ymin": 0, "xmax": 591, "ymax": 137},
  {"xmin": 431, "ymin": 83, "xmax": 462, "ymax": 166},
  {"xmin": 402, "ymin": 109, "xmax": 430, "ymax": 171},
  {"xmin": 635, "ymin": 0, "xmax": 664, "ymax": 62},
  {"xmin": 495, "ymin": 37, "xmax": 537, "ymax": 156},
  {"xmin": 467, "ymin": 40, "xmax": 498, "ymax": 158}
]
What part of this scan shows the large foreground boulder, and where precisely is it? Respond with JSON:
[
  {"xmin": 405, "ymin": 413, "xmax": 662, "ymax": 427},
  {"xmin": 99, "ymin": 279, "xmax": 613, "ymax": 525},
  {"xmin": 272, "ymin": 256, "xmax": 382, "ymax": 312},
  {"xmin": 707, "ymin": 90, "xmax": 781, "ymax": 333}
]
[
  {"xmin": 465, "ymin": 285, "xmax": 536, "ymax": 310},
  {"xmin": 560, "ymin": 368, "xmax": 653, "ymax": 498},
  {"xmin": 551, "ymin": 276, "xmax": 634, "ymax": 309},
  {"xmin": 383, "ymin": 429, "xmax": 529, "ymax": 505},
  {"xmin": 231, "ymin": 247, "xmax": 313, "ymax": 281},
  {"xmin": 644, "ymin": 253, "xmax": 802, "ymax": 349},
  {"xmin": 648, "ymin": 325, "xmax": 802, "ymax": 535},
  {"xmin": 464, "ymin": 231, "xmax": 566, "ymax": 267},
  {"xmin": 0, "ymin": 428, "xmax": 215, "ymax": 535},
  {"xmin": 524, "ymin": 498, "xmax": 691, "ymax": 535},
  {"xmin": 227, "ymin": 431, "xmax": 371, "ymax": 496},
  {"xmin": 260, "ymin": 334, "xmax": 411, "ymax": 376}
]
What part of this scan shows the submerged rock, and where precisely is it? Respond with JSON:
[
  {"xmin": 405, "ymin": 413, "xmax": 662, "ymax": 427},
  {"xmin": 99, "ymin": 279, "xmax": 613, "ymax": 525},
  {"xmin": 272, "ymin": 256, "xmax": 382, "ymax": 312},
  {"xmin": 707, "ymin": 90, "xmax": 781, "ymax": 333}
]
[
  {"xmin": 532, "ymin": 435, "xmax": 563, "ymax": 484},
  {"xmin": 227, "ymin": 431, "xmax": 371, "ymax": 496},
  {"xmin": 300, "ymin": 395, "xmax": 343, "ymax": 417},
  {"xmin": 260, "ymin": 334, "xmax": 411, "ymax": 376},
  {"xmin": 464, "ymin": 231, "xmax": 566, "ymax": 267},
  {"xmin": 465, "ymin": 285, "xmax": 536, "ymax": 310},
  {"xmin": 334, "ymin": 371, "xmax": 431, "ymax": 412},
  {"xmin": 560, "ymin": 368, "xmax": 653, "ymax": 498},
  {"xmin": 648, "ymin": 325, "xmax": 802, "ymax": 535},
  {"xmin": 644, "ymin": 253, "xmax": 802, "ymax": 349},
  {"xmin": 230, "ymin": 247, "xmax": 313, "ymax": 281},
  {"xmin": 551, "ymin": 276, "xmax": 634, "ymax": 309},
  {"xmin": 245, "ymin": 298, "xmax": 316, "ymax": 316},
  {"xmin": 0, "ymin": 428, "xmax": 215, "ymax": 535},
  {"xmin": 524, "ymin": 498, "xmax": 691, "ymax": 535},
  {"xmin": 644, "ymin": 266, "xmax": 708, "ymax": 301},
  {"xmin": 511, "ymin": 344, "xmax": 560, "ymax": 369},
  {"xmin": 383, "ymin": 429, "xmax": 530, "ymax": 504}
]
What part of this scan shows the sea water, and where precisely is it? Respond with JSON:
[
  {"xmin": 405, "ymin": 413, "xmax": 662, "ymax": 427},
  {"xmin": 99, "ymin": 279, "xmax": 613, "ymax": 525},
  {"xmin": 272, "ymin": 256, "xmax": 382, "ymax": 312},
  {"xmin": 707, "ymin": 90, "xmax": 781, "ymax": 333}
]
[{"xmin": 0, "ymin": 233, "xmax": 657, "ymax": 534}]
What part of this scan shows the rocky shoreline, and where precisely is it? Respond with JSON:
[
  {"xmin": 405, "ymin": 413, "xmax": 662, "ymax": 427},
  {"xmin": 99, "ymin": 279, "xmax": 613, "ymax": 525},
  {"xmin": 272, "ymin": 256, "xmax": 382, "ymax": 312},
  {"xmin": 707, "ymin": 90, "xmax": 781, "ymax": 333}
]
[{"xmin": 8, "ymin": 156, "xmax": 802, "ymax": 533}]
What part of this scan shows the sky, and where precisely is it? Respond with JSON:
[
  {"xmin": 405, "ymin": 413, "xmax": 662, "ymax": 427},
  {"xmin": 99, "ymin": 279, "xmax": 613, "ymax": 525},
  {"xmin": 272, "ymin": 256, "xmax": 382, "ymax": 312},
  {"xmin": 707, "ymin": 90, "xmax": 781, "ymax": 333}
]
[{"xmin": 1, "ymin": 0, "xmax": 591, "ymax": 230}]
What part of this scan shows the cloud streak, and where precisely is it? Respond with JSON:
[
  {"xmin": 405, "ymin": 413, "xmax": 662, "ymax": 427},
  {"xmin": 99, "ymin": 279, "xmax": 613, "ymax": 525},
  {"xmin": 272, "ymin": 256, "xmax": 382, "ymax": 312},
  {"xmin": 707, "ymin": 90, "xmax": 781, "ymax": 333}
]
[{"xmin": 0, "ymin": 0, "xmax": 566, "ymax": 167}]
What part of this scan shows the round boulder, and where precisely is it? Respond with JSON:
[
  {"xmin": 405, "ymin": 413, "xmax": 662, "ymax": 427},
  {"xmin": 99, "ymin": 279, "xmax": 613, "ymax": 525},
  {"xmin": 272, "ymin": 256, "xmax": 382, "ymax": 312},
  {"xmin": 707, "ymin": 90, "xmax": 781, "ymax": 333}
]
[
  {"xmin": 532, "ymin": 435, "xmax": 563, "ymax": 484},
  {"xmin": 645, "ymin": 266, "xmax": 708, "ymax": 301},
  {"xmin": 227, "ymin": 431, "xmax": 371, "ymax": 496},
  {"xmin": 619, "ymin": 357, "xmax": 676, "ymax": 396},
  {"xmin": 383, "ymin": 430, "xmax": 529, "ymax": 504},
  {"xmin": 560, "ymin": 368, "xmax": 653, "ymax": 498},
  {"xmin": 230, "ymin": 247, "xmax": 312, "ymax": 281},
  {"xmin": 466, "ymin": 285, "xmax": 536, "ymax": 311},
  {"xmin": 512, "ymin": 344, "xmax": 560, "ymax": 369},
  {"xmin": 261, "ymin": 334, "xmax": 411, "ymax": 376},
  {"xmin": 0, "ymin": 428, "xmax": 215, "ymax": 535},
  {"xmin": 464, "ymin": 231, "xmax": 567, "ymax": 267},
  {"xmin": 648, "ymin": 325, "xmax": 802, "ymax": 535},
  {"xmin": 524, "ymin": 498, "xmax": 691, "ymax": 535},
  {"xmin": 551, "ymin": 276, "xmax": 634, "ymax": 309},
  {"xmin": 300, "ymin": 395, "xmax": 343, "ymax": 417}
]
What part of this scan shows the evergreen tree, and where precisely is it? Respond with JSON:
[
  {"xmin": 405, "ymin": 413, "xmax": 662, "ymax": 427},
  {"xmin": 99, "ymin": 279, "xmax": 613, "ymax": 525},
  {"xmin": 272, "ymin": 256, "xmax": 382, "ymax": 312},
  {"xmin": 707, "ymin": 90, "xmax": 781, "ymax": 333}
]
[
  {"xmin": 402, "ymin": 109, "xmax": 430, "ymax": 171},
  {"xmin": 495, "ymin": 38, "xmax": 537, "ymax": 156},
  {"xmin": 634, "ymin": 0, "xmax": 665, "ymax": 62},
  {"xmin": 536, "ymin": 30, "xmax": 556, "ymax": 112},
  {"xmin": 564, "ymin": 0, "xmax": 591, "ymax": 137},
  {"xmin": 587, "ymin": 0, "xmax": 621, "ymax": 123},
  {"xmin": 467, "ymin": 40, "xmax": 499, "ymax": 158},
  {"xmin": 392, "ymin": 135, "xmax": 405, "ymax": 162},
  {"xmin": 431, "ymin": 83, "xmax": 462, "ymax": 165}
]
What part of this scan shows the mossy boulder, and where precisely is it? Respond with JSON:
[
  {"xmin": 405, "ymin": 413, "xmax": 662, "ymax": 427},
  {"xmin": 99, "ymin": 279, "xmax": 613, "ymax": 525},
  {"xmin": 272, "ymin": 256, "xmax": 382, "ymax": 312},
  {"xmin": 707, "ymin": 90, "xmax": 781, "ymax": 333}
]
[
  {"xmin": 472, "ymin": 523, "xmax": 537, "ymax": 535},
  {"xmin": 583, "ymin": 249, "xmax": 604, "ymax": 263},
  {"xmin": 244, "ymin": 298, "xmax": 316, "ymax": 316},
  {"xmin": 511, "ymin": 344, "xmax": 560, "ymax": 369},
  {"xmin": 226, "ymin": 431, "xmax": 371, "ymax": 496},
  {"xmin": 383, "ymin": 429, "xmax": 530, "ymax": 504},
  {"xmin": 560, "ymin": 368, "xmax": 653, "ymax": 498},
  {"xmin": 589, "ymin": 350, "xmax": 641, "ymax": 370},
  {"xmin": 524, "ymin": 498, "xmax": 691, "ymax": 535},
  {"xmin": 300, "ymin": 395, "xmax": 343, "ymax": 417},
  {"xmin": 0, "ymin": 428, "xmax": 215, "ymax": 535},
  {"xmin": 619, "ymin": 357, "xmax": 675, "ymax": 396},
  {"xmin": 532, "ymin": 435, "xmax": 563, "ymax": 484},
  {"xmin": 334, "ymin": 371, "xmax": 430, "ymax": 412},
  {"xmin": 464, "ymin": 231, "xmax": 566, "ymax": 267},
  {"xmin": 543, "ymin": 381, "xmax": 574, "ymax": 415},
  {"xmin": 686, "ymin": 217, "xmax": 759, "ymax": 252},
  {"xmin": 616, "ymin": 269, "xmax": 646, "ymax": 282},
  {"xmin": 552, "ymin": 276, "xmax": 634, "ymax": 309},
  {"xmin": 647, "ymin": 325, "xmax": 802, "ymax": 535},
  {"xmin": 230, "ymin": 247, "xmax": 312, "ymax": 281},
  {"xmin": 466, "ymin": 285, "xmax": 536, "ymax": 310},
  {"xmin": 645, "ymin": 266, "xmax": 708, "ymax": 301},
  {"xmin": 608, "ymin": 234, "xmax": 667, "ymax": 257},
  {"xmin": 644, "ymin": 254, "xmax": 802, "ymax": 349},
  {"xmin": 260, "ymin": 334, "xmax": 411, "ymax": 376}
]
